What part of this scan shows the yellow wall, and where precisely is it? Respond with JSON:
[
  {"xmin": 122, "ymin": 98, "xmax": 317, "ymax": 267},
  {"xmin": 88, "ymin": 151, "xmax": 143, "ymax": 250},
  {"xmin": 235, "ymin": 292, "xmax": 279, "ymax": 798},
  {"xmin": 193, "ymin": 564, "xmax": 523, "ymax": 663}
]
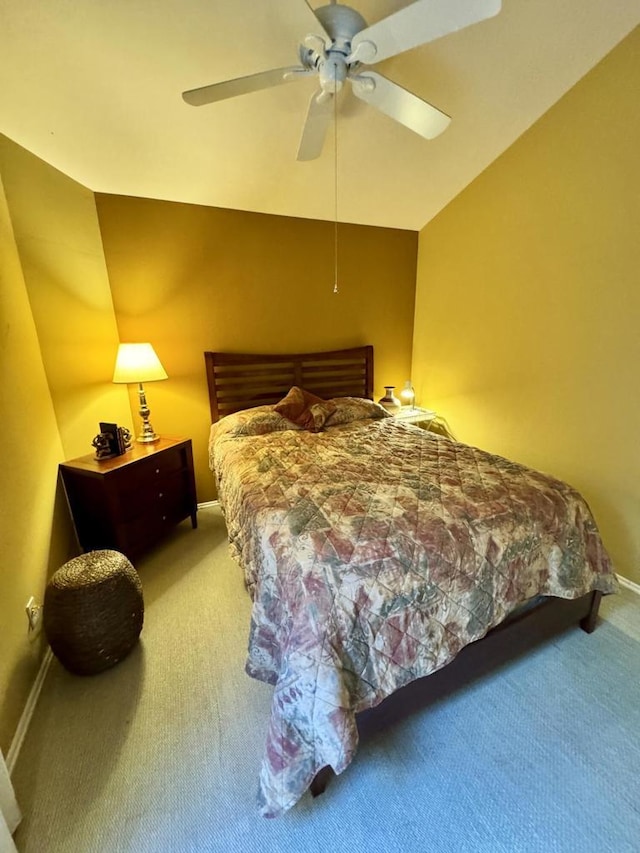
[
  {"xmin": 96, "ymin": 195, "xmax": 418, "ymax": 502},
  {"xmin": 0, "ymin": 138, "xmax": 131, "ymax": 459},
  {"xmin": 0, "ymin": 137, "xmax": 131, "ymax": 754},
  {"xmin": 413, "ymin": 29, "xmax": 640, "ymax": 583},
  {"xmin": 0, "ymin": 172, "xmax": 69, "ymax": 754}
]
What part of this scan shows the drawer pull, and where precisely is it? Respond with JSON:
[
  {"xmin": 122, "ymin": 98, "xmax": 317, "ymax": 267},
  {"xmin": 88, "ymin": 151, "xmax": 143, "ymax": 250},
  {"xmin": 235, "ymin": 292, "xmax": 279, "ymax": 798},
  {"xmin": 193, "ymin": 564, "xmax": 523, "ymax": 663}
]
[
  {"xmin": 162, "ymin": 515, "xmax": 167, "ymax": 521},
  {"xmin": 158, "ymin": 492, "xmax": 164, "ymax": 498},
  {"xmin": 155, "ymin": 468, "xmax": 160, "ymax": 474}
]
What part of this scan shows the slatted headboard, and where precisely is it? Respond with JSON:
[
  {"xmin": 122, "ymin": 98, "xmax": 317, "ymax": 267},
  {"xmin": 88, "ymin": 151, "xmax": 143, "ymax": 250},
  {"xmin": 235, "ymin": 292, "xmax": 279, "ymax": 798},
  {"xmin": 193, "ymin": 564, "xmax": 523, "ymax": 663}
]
[{"xmin": 204, "ymin": 346, "xmax": 374, "ymax": 422}]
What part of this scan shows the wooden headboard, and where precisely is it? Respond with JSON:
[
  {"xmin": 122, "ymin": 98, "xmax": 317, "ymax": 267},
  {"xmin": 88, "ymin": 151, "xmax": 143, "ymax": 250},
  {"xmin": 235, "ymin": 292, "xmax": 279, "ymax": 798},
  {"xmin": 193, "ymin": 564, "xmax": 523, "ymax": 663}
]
[{"xmin": 204, "ymin": 346, "xmax": 374, "ymax": 422}]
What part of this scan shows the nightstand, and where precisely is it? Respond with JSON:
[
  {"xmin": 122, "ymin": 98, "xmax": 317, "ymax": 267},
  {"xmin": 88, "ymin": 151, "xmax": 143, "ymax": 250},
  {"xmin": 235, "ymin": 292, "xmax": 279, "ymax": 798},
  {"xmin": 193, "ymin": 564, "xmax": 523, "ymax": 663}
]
[
  {"xmin": 393, "ymin": 406, "xmax": 437, "ymax": 426},
  {"xmin": 59, "ymin": 436, "xmax": 198, "ymax": 561},
  {"xmin": 393, "ymin": 407, "xmax": 455, "ymax": 439}
]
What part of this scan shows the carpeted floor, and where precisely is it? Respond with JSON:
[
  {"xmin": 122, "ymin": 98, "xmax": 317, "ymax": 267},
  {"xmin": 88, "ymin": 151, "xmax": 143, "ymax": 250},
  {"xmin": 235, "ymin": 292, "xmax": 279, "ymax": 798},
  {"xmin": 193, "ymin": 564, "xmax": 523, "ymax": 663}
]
[{"xmin": 11, "ymin": 506, "xmax": 640, "ymax": 853}]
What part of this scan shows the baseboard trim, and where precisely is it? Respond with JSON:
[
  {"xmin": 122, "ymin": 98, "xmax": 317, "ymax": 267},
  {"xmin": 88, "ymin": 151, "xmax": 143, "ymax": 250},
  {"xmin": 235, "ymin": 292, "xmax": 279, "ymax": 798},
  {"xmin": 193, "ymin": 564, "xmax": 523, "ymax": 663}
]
[
  {"xmin": 6, "ymin": 649, "xmax": 53, "ymax": 775},
  {"xmin": 617, "ymin": 574, "xmax": 640, "ymax": 596},
  {"xmin": 197, "ymin": 500, "xmax": 220, "ymax": 509}
]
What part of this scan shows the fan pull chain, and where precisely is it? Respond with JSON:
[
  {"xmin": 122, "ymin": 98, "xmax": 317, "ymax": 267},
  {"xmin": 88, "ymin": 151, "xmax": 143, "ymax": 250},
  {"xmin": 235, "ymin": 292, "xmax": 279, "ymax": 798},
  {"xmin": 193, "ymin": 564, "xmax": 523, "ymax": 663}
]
[{"xmin": 333, "ymin": 92, "xmax": 339, "ymax": 294}]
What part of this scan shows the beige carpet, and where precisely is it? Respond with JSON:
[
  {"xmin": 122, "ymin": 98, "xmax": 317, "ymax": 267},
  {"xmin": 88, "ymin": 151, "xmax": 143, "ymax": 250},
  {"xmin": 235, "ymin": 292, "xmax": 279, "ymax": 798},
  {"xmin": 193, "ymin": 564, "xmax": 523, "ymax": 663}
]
[
  {"xmin": 11, "ymin": 507, "xmax": 640, "ymax": 852},
  {"xmin": 12, "ymin": 507, "xmax": 275, "ymax": 851}
]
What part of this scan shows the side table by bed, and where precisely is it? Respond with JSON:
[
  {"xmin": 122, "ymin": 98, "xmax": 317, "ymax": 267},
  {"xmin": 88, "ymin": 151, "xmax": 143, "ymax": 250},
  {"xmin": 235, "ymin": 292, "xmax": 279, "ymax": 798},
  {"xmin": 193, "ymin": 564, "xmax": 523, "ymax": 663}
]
[
  {"xmin": 393, "ymin": 407, "xmax": 454, "ymax": 439},
  {"xmin": 59, "ymin": 436, "xmax": 198, "ymax": 561}
]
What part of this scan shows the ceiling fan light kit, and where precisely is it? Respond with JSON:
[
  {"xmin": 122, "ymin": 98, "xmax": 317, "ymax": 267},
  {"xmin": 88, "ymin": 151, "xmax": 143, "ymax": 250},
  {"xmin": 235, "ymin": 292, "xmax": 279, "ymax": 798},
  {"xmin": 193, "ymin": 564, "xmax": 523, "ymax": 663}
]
[{"xmin": 182, "ymin": 0, "xmax": 502, "ymax": 161}]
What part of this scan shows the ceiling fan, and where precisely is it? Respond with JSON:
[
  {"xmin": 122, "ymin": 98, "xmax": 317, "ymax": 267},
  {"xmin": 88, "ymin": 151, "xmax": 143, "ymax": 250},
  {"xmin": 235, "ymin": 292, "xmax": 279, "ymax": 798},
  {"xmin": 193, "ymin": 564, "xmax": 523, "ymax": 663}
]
[{"xmin": 182, "ymin": 0, "xmax": 501, "ymax": 160}]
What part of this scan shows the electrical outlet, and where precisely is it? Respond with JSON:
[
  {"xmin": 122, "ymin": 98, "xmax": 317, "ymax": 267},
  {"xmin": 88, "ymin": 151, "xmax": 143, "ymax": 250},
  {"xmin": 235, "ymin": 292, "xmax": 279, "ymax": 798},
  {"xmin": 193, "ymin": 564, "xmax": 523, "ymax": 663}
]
[{"xmin": 25, "ymin": 596, "xmax": 43, "ymax": 635}]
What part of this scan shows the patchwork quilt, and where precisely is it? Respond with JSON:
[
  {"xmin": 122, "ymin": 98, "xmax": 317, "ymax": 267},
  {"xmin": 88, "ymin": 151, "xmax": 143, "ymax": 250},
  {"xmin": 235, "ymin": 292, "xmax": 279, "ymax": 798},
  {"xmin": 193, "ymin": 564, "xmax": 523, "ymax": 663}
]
[{"xmin": 208, "ymin": 402, "xmax": 618, "ymax": 817}]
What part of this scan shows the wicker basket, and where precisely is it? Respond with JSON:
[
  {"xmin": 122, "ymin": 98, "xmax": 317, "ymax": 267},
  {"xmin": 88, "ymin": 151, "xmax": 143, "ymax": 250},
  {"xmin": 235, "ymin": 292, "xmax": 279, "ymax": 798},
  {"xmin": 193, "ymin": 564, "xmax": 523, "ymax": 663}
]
[{"xmin": 44, "ymin": 550, "xmax": 144, "ymax": 676}]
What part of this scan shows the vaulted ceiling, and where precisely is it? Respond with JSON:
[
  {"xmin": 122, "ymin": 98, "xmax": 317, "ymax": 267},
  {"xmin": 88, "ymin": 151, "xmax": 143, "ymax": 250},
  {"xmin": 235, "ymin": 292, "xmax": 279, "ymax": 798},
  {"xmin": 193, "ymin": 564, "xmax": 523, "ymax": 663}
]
[{"xmin": 1, "ymin": 1, "xmax": 638, "ymax": 230}]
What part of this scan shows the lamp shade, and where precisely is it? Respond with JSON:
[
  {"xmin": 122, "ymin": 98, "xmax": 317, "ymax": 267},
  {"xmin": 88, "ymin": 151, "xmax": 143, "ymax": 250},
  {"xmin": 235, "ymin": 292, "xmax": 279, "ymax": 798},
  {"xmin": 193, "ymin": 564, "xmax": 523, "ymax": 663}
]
[{"xmin": 112, "ymin": 343, "xmax": 168, "ymax": 384}]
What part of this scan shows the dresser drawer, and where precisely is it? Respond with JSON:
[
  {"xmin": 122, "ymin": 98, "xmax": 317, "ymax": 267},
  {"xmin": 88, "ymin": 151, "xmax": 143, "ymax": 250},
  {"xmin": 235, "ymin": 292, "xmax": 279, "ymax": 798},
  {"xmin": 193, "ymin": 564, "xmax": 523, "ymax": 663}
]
[
  {"xmin": 114, "ymin": 467, "xmax": 192, "ymax": 522},
  {"xmin": 112, "ymin": 446, "xmax": 187, "ymax": 493},
  {"xmin": 118, "ymin": 492, "xmax": 194, "ymax": 554}
]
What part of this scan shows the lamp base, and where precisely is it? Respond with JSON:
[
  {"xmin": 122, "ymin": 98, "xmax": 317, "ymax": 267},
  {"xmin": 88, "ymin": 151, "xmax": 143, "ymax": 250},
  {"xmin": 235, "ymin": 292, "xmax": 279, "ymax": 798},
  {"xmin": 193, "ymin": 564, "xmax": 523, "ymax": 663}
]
[
  {"xmin": 136, "ymin": 433, "xmax": 160, "ymax": 444},
  {"xmin": 137, "ymin": 382, "xmax": 160, "ymax": 443}
]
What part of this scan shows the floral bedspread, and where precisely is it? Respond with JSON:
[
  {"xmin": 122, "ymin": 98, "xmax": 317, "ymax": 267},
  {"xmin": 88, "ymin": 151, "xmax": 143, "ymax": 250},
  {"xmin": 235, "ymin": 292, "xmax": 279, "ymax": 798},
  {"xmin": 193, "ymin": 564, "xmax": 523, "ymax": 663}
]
[{"xmin": 209, "ymin": 408, "xmax": 618, "ymax": 818}]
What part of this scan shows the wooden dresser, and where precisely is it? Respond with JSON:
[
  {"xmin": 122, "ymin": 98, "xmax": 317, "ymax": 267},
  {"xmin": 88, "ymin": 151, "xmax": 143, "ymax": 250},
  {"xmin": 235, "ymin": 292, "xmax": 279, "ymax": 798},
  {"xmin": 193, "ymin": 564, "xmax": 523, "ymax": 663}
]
[{"xmin": 59, "ymin": 436, "xmax": 198, "ymax": 561}]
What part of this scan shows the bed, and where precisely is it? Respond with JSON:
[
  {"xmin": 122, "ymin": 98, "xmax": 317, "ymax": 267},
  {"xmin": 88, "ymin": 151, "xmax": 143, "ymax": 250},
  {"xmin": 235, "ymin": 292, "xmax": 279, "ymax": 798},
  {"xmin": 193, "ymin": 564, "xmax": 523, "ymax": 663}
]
[{"xmin": 205, "ymin": 346, "xmax": 618, "ymax": 818}]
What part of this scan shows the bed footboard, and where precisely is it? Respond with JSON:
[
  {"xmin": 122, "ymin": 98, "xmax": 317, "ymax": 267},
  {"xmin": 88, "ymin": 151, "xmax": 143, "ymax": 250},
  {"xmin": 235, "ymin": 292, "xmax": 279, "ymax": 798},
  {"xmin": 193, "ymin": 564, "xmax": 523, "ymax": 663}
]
[{"xmin": 308, "ymin": 590, "xmax": 604, "ymax": 800}]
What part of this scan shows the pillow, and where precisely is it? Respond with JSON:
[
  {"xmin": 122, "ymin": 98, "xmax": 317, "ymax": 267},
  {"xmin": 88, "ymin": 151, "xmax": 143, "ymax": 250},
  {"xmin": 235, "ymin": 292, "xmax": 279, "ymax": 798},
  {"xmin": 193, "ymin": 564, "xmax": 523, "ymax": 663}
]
[
  {"xmin": 211, "ymin": 406, "xmax": 302, "ymax": 441},
  {"xmin": 234, "ymin": 411, "xmax": 303, "ymax": 436},
  {"xmin": 325, "ymin": 397, "xmax": 392, "ymax": 427},
  {"xmin": 274, "ymin": 386, "xmax": 337, "ymax": 432}
]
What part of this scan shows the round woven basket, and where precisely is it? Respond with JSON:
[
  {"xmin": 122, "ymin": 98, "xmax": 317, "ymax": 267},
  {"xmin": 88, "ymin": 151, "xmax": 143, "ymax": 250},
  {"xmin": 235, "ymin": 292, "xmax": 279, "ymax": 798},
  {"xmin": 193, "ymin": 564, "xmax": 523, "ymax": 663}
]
[{"xmin": 44, "ymin": 550, "xmax": 144, "ymax": 676}]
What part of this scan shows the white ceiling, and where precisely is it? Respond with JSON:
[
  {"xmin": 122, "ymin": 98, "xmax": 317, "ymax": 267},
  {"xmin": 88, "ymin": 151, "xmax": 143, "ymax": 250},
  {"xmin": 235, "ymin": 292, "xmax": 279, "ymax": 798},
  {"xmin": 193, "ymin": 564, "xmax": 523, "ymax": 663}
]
[{"xmin": 1, "ymin": 1, "xmax": 638, "ymax": 231}]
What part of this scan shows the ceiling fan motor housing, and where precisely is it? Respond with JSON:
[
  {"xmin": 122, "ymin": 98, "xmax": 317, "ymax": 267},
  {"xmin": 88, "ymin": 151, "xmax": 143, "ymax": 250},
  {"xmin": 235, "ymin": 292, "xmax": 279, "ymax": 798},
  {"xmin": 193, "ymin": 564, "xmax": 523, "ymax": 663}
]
[
  {"xmin": 304, "ymin": 4, "xmax": 369, "ymax": 94},
  {"xmin": 315, "ymin": 3, "xmax": 368, "ymax": 46}
]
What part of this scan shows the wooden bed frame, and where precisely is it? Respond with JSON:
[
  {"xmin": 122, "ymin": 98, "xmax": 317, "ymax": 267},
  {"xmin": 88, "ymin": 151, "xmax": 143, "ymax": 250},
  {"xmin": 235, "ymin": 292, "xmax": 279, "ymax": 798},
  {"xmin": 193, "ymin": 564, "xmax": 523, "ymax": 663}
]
[
  {"xmin": 204, "ymin": 345, "xmax": 603, "ymax": 799},
  {"xmin": 204, "ymin": 345, "xmax": 373, "ymax": 423}
]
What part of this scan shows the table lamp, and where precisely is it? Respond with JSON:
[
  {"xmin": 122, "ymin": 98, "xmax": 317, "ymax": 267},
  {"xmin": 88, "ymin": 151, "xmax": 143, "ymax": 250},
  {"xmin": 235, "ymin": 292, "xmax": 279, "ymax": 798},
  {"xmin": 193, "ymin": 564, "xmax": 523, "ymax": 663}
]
[
  {"xmin": 400, "ymin": 380, "xmax": 416, "ymax": 409},
  {"xmin": 113, "ymin": 343, "xmax": 168, "ymax": 443}
]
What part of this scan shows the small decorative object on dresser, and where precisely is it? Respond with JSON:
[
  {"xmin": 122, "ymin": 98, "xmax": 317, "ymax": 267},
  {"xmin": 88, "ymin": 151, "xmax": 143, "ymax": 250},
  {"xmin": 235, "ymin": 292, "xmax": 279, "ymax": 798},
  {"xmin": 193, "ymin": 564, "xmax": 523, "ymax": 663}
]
[
  {"xmin": 91, "ymin": 431, "xmax": 114, "ymax": 460},
  {"xmin": 377, "ymin": 385, "xmax": 401, "ymax": 413},
  {"xmin": 91, "ymin": 423, "xmax": 133, "ymax": 459},
  {"xmin": 59, "ymin": 436, "xmax": 197, "ymax": 560}
]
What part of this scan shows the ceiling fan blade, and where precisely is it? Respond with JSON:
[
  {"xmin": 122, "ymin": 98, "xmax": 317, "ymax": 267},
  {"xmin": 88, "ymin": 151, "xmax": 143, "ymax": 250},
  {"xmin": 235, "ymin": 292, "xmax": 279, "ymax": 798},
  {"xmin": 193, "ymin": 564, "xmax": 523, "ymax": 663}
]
[
  {"xmin": 351, "ymin": 72, "xmax": 450, "ymax": 140},
  {"xmin": 302, "ymin": 0, "xmax": 331, "ymax": 41},
  {"xmin": 297, "ymin": 90, "xmax": 334, "ymax": 161},
  {"xmin": 182, "ymin": 66, "xmax": 306, "ymax": 106},
  {"xmin": 349, "ymin": 0, "xmax": 501, "ymax": 65}
]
